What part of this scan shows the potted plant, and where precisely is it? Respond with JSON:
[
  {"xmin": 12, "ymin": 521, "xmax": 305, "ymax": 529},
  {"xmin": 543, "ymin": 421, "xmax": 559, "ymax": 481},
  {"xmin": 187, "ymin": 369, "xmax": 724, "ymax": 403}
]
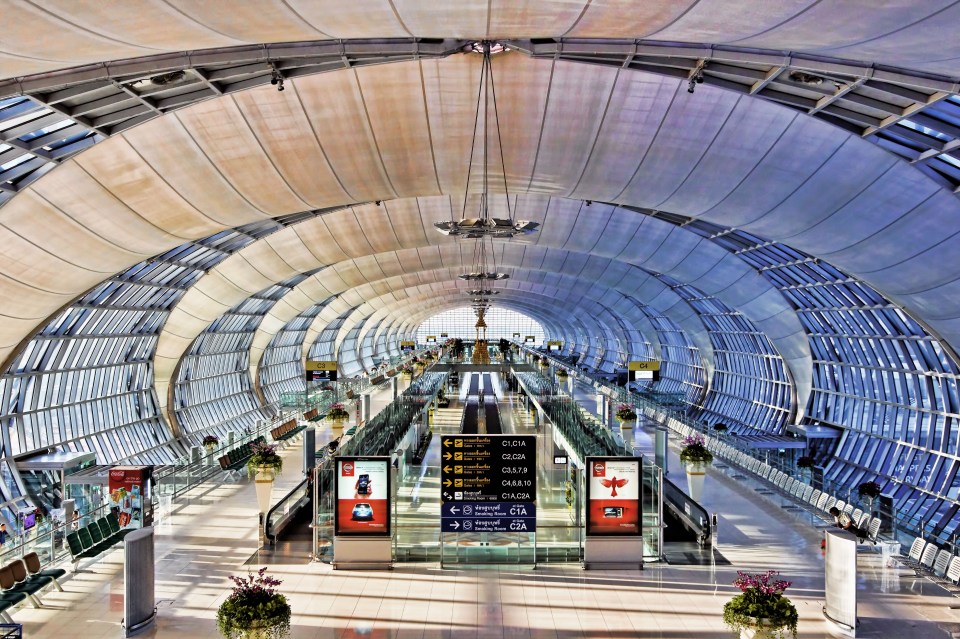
[
  {"xmin": 401, "ymin": 364, "xmax": 413, "ymax": 379},
  {"xmin": 679, "ymin": 433, "xmax": 713, "ymax": 501},
  {"xmin": 203, "ymin": 434, "xmax": 220, "ymax": 452},
  {"xmin": 556, "ymin": 368, "xmax": 569, "ymax": 380},
  {"xmin": 217, "ymin": 567, "xmax": 291, "ymax": 639},
  {"xmin": 327, "ymin": 402, "xmax": 350, "ymax": 426},
  {"xmin": 247, "ymin": 442, "xmax": 283, "ymax": 480},
  {"xmin": 723, "ymin": 570, "xmax": 798, "ymax": 639},
  {"xmin": 247, "ymin": 442, "xmax": 282, "ymax": 513},
  {"xmin": 615, "ymin": 404, "xmax": 637, "ymax": 428}
]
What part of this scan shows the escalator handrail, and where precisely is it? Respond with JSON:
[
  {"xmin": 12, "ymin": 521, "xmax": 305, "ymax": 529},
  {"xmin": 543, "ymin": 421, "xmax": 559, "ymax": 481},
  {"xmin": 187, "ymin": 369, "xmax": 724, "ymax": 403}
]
[
  {"xmin": 264, "ymin": 476, "xmax": 310, "ymax": 541},
  {"xmin": 660, "ymin": 474, "xmax": 712, "ymax": 541}
]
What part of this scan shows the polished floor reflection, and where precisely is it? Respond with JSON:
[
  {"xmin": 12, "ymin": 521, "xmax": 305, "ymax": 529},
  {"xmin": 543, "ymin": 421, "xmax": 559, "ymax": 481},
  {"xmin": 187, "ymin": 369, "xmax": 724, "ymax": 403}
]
[{"xmin": 9, "ymin": 380, "xmax": 960, "ymax": 638}]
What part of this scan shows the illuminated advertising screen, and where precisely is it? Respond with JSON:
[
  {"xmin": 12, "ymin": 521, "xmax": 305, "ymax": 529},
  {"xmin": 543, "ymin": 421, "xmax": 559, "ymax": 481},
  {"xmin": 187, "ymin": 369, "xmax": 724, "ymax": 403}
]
[
  {"xmin": 585, "ymin": 457, "xmax": 642, "ymax": 536},
  {"xmin": 547, "ymin": 340, "xmax": 562, "ymax": 352},
  {"xmin": 426, "ymin": 336, "xmax": 437, "ymax": 344},
  {"xmin": 524, "ymin": 336, "xmax": 536, "ymax": 343},
  {"xmin": 400, "ymin": 341, "xmax": 416, "ymax": 352},
  {"xmin": 335, "ymin": 457, "xmax": 391, "ymax": 537}
]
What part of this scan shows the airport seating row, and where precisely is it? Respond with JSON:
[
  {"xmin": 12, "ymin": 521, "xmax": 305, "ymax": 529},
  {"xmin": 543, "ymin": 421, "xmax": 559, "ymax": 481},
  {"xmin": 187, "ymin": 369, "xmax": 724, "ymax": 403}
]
[
  {"xmin": 659, "ymin": 413, "xmax": 883, "ymax": 542},
  {"xmin": 899, "ymin": 536, "xmax": 960, "ymax": 594},
  {"xmin": 65, "ymin": 511, "xmax": 132, "ymax": 572},
  {"xmin": 217, "ymin": 436, "xmax": 267, "ymax": 477},
  {"xmin": 0, "ymin": 552, "xmax": 66, "ymax": 622},
  {"xmin": 271, "ymin": 419, "xmax": 305, "ymax": 443}
]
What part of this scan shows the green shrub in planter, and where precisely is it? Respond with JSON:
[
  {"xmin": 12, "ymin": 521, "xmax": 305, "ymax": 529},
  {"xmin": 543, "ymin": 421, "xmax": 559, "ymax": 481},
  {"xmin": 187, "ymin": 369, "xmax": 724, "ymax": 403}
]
[
  {"xmin": 723, "ymin": 570, "xmax": 798, "ymax": 639},
  {"xmin": 217, "ymin": 568, "xmax": 291, "ymax": 639}
]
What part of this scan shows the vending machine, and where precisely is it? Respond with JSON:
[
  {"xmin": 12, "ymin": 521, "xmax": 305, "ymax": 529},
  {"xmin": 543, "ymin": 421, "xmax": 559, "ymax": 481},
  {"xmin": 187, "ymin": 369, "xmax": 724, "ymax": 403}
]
[{"xmin": 108, "ymin": 466, "xmax": 154, "ymax": 529}]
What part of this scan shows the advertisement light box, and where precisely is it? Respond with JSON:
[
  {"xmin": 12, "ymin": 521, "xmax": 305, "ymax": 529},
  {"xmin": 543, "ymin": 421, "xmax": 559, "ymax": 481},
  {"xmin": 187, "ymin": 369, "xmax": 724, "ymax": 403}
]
[
  {"xmin": 335, "ymin": 457, "xmax": 391, "ymax": 537},
  {"xmin": 585, "ymin": 457, "xmax": 643, "ymax": 537}
]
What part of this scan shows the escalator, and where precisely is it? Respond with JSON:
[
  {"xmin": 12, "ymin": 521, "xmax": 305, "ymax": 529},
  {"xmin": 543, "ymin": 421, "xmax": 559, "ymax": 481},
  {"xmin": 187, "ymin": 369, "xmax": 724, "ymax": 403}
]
[
  {"xmin": 461, "ymin": 398, "xmax": 479, "ymax": 434},
  {"xmin": 484, "ymin": 397, "xmax": 501, "ymax": 434},
  {"xmin": 659, "ymin": 476, "xmax": 713, "ymax": 544}
]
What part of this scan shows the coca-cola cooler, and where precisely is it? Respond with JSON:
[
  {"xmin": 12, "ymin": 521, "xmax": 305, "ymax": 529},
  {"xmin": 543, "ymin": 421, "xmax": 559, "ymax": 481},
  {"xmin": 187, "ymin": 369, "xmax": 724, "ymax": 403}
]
[{"xmin": 108, "ymin": 466, "xmax": 153, "ymax": 529}]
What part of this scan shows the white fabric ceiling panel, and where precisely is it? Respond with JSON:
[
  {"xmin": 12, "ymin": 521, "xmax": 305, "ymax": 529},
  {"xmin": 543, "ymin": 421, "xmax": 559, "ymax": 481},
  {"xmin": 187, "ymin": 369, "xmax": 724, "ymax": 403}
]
[
  {"xmin": 282, "ymin": 0, "xmax": 409, "ymax": 37},
  {"xmin": 325, "ymin": 212, "xmax": 379, "ymax": 257},
  {"xmin": 72, "ymin": 137, "xmax": 233, "ymax": 237},
  {"xmin": 617, "ymin": 88, "xmax": 742, "ymax": 207},
  {"xmin": 726, "ymin": 1, "xmax": 959, "ymax": 62},
  {"xmin": 121, "ymin": 118, "xmax": 274, "ymax": 225},
  {"xmin": 174, "ymin": 100, "xmax": 312, "ymax": 214},
  {"xmin": 643, "ymin": 230, "xmax": 708, "ymax": 274},
  {"xmin": 352, "ymin": 208, "xmax": 404, "ymax": 254},
  {"xmin": 385, "ymin": 200, "xmax": 431, "ymax": 247},
  {"xmin": 730, "ymin": 140, "xmax": 901, "ymax": 235},
  {"xmin": 2, "ymin": 191, "xmax": 145, "ymax": 272},
  {"xmin": 785, "ymin": 166, "xmax": 942, "ymax": 258},
  {"xmin": 522, "ymin": 59, "xmax": 619, "ymax": 194},
  {"xmin": 569, "ymin": 75, "xmax": 680, "ymax": 202},
  {"xmin": 294, "ymin": 68, "xmax": 398, "ymax": 201},
  {"xmin": 559, "ymin": 210, "xmax": 610, "ymax": 254},
  {"xmin": 698, "ymin": 117, "xmax": 846, "ymax": 224},
  {"xmin": 265, "ymin": 231, "xmax": 326, "ymax": 274},
  {"xmin": 289, "ymin": 218, "xmax": 351, "ymax": 265},
  {"xmin": 657, "ymin": 98, "xmax": 798, "ymax": 215},
  {"xmin": 357, "ymin": 62, "xmax": 443, "ymax": 199},
  {"xmin": 2, "ymin": 3, "xmax": 960, "ymax": 82},
  {"xmin": 232, "ymin": 87, "xmax": 353, "ymax": 207}
]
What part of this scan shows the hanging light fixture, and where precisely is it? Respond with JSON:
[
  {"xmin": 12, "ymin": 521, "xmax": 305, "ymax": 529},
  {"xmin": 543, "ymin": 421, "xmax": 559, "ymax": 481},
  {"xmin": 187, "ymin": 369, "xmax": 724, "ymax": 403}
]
[
  {"xmin": 435, "ymin": 41, "xmax": 539, "ymax": 239},
  {"xmin": 457, "ymin": 234, "xmax": 509, "ymax": 282}
]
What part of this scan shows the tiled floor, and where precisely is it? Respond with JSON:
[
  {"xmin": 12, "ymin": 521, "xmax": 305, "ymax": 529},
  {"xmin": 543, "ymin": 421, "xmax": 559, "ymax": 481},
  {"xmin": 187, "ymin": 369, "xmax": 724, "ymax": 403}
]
[{"xmin": 9, "ymin": 383, "xmax": 960, "ymax": 638}]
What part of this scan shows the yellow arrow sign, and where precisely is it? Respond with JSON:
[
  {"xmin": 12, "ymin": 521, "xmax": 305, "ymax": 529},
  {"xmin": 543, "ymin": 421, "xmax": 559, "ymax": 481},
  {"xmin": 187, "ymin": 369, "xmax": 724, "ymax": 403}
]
[
  {"xmin": 443, "ymin": 479, "xmax": 452, "ymax": 487},
  {"xmin": 443, "ymin": 452, "xmax": 452, "ymax": 460}
]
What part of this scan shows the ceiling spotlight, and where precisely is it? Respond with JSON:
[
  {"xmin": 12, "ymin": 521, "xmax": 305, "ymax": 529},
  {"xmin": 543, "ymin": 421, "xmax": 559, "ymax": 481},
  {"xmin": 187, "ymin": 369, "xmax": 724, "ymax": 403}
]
[
  {"xmin": 375, "ymin": 200, "xmax": 382, "ymax": 206},
  {"xmin": 788, "ymin": 70, "xmax": 825, "ymax": 86},
  {"xmin": 585, "ymin": 200, "xmax": 592, "ymax": 206},
  {"xmin": 687, "ymin": 61, "xmax": 706, "ymax": 94},
  {"xmin": 270, "ymin": 66, "xmax": 285, "ymax": 92}
]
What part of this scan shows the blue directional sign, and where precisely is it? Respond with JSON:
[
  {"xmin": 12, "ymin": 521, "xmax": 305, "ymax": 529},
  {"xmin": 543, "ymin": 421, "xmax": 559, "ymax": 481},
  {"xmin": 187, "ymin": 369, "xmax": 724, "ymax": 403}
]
[
  {"xmin": 442, "ymin": 502, "xmax": 536, "ymax": 519},
  {"xmin": 441, "ymin": 502, "xmax": 536, "ymax": 533},
  {"xmin": 441, "ymin": 517, "xmax": 536, "ymax": 533}
]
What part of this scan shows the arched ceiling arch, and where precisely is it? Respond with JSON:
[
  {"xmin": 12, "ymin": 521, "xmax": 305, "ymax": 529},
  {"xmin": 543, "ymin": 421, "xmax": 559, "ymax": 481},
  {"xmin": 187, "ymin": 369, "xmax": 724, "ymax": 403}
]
[
  {"xmin": 2, "ymin": 1, "xmax": 960, "ymax": 80},
  {"xmin": 152, "ymin": 195, "xmax": 785, "ymax": 409},
  {"xmin": 2, "ymin": 49, "xmax": 959, "ymax": 410},
  {"xmin": 300, "ymin": 280, "xmax": 660, "ymax": 363}
]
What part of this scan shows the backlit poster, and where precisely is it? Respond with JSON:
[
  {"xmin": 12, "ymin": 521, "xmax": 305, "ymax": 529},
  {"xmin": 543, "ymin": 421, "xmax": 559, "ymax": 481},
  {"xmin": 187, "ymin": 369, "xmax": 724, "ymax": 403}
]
[
  {"xmin": 335, "ymin": 457, "xmax": 391, "ymax": 536},
  {"xmin": 586, "ymin": 456, "xmax": 642, "ymax": 536}
]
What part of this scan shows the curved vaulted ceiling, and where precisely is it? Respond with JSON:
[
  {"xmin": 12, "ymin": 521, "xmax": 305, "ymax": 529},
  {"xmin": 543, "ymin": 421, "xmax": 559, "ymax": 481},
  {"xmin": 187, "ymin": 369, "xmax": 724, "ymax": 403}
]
[
  {"xmin": 2, "ymin": 0, "xmax": 959, "ymax": 541},
  {"xmin": 3, "ymin": 0, "xmax": 960, "ymax": 79},
  {"xmin": 153, "ymin": 196, "xmax": 794, "ymax": 418},
  {"xmin": 2, "ymin": 50, "xmax": 960, "ymax": 391}
]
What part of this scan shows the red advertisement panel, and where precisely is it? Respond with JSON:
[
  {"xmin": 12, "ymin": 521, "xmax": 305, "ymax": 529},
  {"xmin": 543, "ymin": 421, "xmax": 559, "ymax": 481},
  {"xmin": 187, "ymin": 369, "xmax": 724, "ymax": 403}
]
[
  {"xmin": 585, "ymin": 457, "xmax": 642, "ymax": 536},
  {"xmin": 108, "ymin": 466, "xmax": 148, "ymax": 530},
  {"xmin": 334, "ymin": 457, "xmax": 391, "ymax": 536}
]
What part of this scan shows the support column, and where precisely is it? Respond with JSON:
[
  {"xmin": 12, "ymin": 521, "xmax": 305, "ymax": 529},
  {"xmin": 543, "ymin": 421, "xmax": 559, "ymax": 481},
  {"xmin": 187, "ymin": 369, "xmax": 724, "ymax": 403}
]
[{"xmin": 362, "ymin": 393, "xmax": 372, "ymax": 423}]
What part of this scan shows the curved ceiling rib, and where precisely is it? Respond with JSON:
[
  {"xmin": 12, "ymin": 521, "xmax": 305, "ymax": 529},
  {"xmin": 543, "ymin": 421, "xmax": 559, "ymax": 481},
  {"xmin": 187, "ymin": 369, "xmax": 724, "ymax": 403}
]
[
  {"xmin": 2, "ymin": 52, "xmax": 960, "ymax": 409},
  {"xmin": 153, "ymin": 196, "xmax": 782, "ymax": 408},
  {"xmin": 3, "ymin": 2, "xmax": 960, "ymax": 80},
  {"xmin": 302, "ymin": 282, "xmax": 659, "ymax": 368}
]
